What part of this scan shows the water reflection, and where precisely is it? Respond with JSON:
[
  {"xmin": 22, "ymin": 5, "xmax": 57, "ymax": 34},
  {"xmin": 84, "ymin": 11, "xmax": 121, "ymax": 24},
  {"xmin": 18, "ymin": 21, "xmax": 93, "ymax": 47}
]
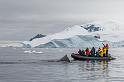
[
  {"xmin": 78, "ymin": 60, "xmax": 109, "ymax": 82},
  {"xmin": 79, "ymin": 60, "xmax": 108, "ymax": 71}
]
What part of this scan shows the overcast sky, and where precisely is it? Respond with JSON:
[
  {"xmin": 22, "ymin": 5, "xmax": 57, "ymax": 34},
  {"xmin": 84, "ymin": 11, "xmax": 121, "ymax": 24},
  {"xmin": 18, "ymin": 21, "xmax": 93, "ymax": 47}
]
[{"xmin": 0, "ymin": 0, "xmax": 124, "ymax": 40}]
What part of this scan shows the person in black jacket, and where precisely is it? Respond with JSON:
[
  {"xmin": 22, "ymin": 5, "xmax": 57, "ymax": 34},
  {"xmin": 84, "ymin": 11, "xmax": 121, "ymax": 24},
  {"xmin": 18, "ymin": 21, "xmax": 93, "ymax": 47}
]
[
  {"xmin": 78, "ymin": 49, "xmax": 82, "ymax": 55},
  {"xmin": 82, "ymin": 49, "xmax": 85, "ymax": 56},
  {"xmin": 90, "ymin": 47, "xmax": 96, "ymax": 57},
  {"xmin": 78, "ymin": 49, "xmax": 85, "ymax": 56}
]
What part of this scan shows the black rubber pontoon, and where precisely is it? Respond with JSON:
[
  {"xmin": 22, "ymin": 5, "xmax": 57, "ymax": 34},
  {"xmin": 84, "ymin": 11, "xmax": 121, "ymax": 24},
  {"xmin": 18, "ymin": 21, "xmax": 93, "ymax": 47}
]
[{"xmin": 71, "ymin": 53, "xmax": 115, "ymax": 60}]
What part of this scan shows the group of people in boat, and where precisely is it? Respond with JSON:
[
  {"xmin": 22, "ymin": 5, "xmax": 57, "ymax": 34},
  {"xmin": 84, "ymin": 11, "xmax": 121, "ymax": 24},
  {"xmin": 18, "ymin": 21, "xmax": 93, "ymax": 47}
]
[{"xmin": 78, "ymin": 43, "xmax": 110, "ymax": 57}]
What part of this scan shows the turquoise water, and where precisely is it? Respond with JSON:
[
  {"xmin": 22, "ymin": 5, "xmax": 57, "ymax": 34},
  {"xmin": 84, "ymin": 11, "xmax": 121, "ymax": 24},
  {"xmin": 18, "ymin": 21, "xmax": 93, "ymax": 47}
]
[{"xmin": 0, "ymin": 47, "xmax": 123, "ymax": 82}]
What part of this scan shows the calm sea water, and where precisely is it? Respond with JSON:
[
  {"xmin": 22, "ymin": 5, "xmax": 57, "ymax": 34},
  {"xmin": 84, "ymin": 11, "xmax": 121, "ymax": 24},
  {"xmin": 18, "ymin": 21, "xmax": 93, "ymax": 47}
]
[{"xmin": 0, "ymin": 47, "xmax": 123, "ymax": 82}]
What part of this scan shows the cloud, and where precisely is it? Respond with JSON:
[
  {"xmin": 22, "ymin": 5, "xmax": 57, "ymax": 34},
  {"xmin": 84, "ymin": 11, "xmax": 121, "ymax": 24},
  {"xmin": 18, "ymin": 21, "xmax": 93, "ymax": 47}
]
[{"xmin": 0, "ymin": 0, "xmax": 124, "ymax": 40}]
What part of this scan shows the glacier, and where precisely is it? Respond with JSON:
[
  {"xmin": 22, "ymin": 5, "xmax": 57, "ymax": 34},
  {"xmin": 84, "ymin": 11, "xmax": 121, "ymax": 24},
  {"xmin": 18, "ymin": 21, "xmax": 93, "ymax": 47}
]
[{"xmin": 23, "ymin": 21, "xmax": 124, "ymax": 48}]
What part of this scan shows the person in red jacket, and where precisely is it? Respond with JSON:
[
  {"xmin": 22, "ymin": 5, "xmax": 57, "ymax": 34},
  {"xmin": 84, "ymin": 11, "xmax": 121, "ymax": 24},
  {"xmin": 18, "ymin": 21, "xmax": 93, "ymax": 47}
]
[{"xmin": 85, "ymin": 48, "xmax": 90, "ymax": 56}]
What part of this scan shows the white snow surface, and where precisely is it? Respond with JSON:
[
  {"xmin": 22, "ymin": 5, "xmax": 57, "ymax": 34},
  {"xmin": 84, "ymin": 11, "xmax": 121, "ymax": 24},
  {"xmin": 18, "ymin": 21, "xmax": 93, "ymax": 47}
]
[
  {"xmin": 88, "ymin": 21, "xmax": 124, "ymax": 42},
  {"xmin": 25, "ymin": 25, "xmax": 89, "ymax": 47},
  {"xmin": 23, "ymin": 21, "xmax": 124, "ymax": 48},
  {"xmin": 83, "ymin": 21, "xmax": 120, "ymax": 31}
]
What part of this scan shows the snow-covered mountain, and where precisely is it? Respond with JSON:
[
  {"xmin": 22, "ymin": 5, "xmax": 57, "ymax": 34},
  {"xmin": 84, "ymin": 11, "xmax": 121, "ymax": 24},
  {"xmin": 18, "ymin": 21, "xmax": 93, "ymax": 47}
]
[
  {"xmin": 23, "ymin": 21, "xmax": 124, "ymax": 48},
  {"xmin": 82, "ymin": 21, "xmax": 120, "ymax": 32}
]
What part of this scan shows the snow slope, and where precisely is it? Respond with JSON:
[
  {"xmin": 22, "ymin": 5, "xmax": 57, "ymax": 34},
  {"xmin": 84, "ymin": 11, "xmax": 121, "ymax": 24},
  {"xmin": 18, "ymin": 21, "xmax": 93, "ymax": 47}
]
[
  {"xmin": 23, "ymin": 25, "xmax": 89, "ymax": 48},
  {"xmin": 23, "ymin": 21, "xmax": 124, "ymax": 48},
  {"xmin": 34, "ymin": 35, "xmax": 103, "ymax": 48},
  {"xmin": 85, "ymin": 21, "xmax": 124, "ymax": 42}
]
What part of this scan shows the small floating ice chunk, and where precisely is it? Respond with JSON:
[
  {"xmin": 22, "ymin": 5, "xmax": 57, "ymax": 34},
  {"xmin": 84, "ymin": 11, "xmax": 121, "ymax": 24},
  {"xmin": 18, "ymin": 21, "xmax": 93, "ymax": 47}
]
[
  {"xmin": 24, "ymin": 50, "xmax": 43, "ymax": 54},
  {"xmin": 35, "ymin": 51, "xmax": 43, "ymax": 54},
  {"xmin": 32, "ymin": 50, "xmax": 36, "ymax": 53},
  {"xmin": 24, "ymin": 50, "xmax": 32, "ymax": 53}
]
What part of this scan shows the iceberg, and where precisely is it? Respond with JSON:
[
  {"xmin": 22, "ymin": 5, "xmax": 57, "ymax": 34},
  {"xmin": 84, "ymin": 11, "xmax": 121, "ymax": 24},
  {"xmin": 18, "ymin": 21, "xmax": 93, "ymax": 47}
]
[
  {"xmin": 34, "ymin": 35, "xmax": 103, "ymax": 48},
  {"xmin": 23, "ymin": 21, "xmax": 124, "ymax": 48}
]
